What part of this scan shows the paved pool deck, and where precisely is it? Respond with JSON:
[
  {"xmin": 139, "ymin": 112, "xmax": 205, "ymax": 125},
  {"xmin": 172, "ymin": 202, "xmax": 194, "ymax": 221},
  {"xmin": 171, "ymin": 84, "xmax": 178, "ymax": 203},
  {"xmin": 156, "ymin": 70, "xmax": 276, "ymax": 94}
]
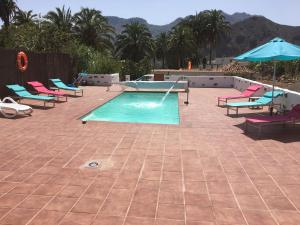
[{"xmin": 0, "ymin": 86, "xmax": 300, "ymax": 225}]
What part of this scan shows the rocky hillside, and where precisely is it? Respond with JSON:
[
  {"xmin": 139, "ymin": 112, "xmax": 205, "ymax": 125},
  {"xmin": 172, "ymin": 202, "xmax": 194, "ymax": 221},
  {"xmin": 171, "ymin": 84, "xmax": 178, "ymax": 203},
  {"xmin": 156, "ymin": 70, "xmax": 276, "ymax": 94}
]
[
  {"xmin": 217, "ymin": 16, "xmax": 300, "ymax": 56},
  {"xmin": 106, "ymin": 11, "xmax": 252, "ymax": 36},
  {"xmin": 106, "ymin": 11, "xmax": 300, "ymax": 57}
]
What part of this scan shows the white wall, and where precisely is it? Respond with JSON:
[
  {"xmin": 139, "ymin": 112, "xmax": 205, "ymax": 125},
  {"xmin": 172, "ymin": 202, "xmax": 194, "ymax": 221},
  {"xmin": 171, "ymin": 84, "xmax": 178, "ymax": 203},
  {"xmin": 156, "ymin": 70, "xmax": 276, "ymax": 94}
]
[{"xmin": 82, "ymin": 73, "xmax": 119, "ymax": 86}]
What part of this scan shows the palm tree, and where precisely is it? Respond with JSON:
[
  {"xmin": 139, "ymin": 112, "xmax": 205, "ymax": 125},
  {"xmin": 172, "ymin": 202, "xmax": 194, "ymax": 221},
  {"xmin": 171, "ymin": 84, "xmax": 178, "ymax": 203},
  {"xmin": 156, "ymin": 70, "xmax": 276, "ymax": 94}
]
[
  {"xmin": 156, "ymin": 32, "xmax": 169, "ymax": 68},
  {"xmin": 204, "ymin": 10, "xmax": 230, "ymax": 65},
  {"xmin": 168, "ymin": 25, "xmax": 194, "ymax": 69},
  {"xmin": 184, "ymin": 12, "xmax": 208, "ymax": 67},
  {"xmin": 13, "ymin": 10, "xmax": 37, "ymax": 25},
  {"xmin": 116, "ymin": 22, "xmax": 154, "ymax": 62},
  {"xmin": 0, "ymin": 0, "xmax": 18, "ymax": 27},
  {"xmin": 44, "ymin": 6, "xmax": 73, "ymax": 32},
  {"xmin": 73, "ymin": 8, "xmax": 114, "ymax": 50}
]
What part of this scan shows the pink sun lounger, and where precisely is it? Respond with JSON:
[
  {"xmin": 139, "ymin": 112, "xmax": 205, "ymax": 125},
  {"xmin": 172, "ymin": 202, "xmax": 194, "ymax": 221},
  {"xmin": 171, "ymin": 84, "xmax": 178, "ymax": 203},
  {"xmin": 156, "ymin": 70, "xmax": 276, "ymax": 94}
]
[
  {"xmin": 245, "ymin": 104, "xmax": 300, "ymax": 133},
  {"xmin": 27, "ymin": 81, "xmax": 68, "ymax": 101},
  {"xmin": 217, "ymin": 84, "xmax": 262, "ymax": 106}
]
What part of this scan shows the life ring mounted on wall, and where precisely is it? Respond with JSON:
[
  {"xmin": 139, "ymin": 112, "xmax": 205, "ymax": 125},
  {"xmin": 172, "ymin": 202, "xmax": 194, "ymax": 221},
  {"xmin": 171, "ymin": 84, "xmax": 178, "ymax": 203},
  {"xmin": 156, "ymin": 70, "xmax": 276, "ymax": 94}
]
[{"xmin": 17, "ymin": 51, "xmax": 28, "ymax": 72}]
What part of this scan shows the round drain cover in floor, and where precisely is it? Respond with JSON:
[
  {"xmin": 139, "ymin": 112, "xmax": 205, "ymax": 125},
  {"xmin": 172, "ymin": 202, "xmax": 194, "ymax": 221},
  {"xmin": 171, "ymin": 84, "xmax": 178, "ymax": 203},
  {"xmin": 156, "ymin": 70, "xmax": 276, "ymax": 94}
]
[
  {"xmin": 88, "ymin": 161, "xmax": 99, "ymax": 168},
  {"xmin": 81, "ymin": 160, "xmax": 101, "ymax": 169}
]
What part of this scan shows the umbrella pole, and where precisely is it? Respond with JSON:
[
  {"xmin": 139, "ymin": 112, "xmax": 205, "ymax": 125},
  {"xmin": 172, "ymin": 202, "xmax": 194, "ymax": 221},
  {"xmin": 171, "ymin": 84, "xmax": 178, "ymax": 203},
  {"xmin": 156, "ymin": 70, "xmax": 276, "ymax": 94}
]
[{"xmin": 270, "ymin": 62, "xmax": 277, "ymax": 115}]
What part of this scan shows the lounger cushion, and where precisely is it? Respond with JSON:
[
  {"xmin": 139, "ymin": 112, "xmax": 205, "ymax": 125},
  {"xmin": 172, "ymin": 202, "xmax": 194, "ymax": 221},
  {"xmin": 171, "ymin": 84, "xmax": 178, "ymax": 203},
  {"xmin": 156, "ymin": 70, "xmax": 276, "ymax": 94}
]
[{"xmin": 246, "ymin": 85, "xmax": 262, "ymax": 91}]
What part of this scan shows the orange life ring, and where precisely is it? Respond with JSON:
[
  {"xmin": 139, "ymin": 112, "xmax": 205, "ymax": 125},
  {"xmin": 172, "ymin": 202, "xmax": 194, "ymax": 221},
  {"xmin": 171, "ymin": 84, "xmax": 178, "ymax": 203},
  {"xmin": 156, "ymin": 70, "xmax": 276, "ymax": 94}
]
[{"xmin": 17, "ymin": 51, "xmax": 28, "ymax": 72}]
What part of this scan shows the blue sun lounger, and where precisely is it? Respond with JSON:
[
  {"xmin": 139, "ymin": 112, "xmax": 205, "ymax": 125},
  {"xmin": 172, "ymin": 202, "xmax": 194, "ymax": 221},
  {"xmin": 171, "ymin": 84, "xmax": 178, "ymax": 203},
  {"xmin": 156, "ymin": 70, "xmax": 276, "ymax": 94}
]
[
  {"xmin": 6, "ymin": 84, "xmax": 55, "ymax": 108},
  {"xmin": 50, "ymin": 78, "xmax": 83, "ymax": 96},
  {"xmin": 226, "ymin": 91, "xmax": 284, "ymax": 116}
]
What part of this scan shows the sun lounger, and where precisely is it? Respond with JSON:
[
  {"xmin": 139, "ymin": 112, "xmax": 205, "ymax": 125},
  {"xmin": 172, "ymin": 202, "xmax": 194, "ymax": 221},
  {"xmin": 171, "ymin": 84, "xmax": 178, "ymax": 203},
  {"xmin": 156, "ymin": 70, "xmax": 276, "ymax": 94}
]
[
  {"xmin": 226, "ymin": 91, "xmax": 284, "ymax": 116},
  {"xmin": 0, "ymin": 97, "xmax": 32, "ymax": 118},
  {"xmin": 217, "ymin": 84, "xmax": 262, "ymax": 106},
  {"xmin": 6, "ymin": 84, "xmax": 55, "ymax": 109},
  {"xmin": 245, "ymin": 104, "xmax": 300, "ymax": 133},
  {"xmin": 27, "ymin": 81, "xmax": 67, "ymax": 101},
  {"xmin": 50, "ymin": 78, "xmax": 83, "ymax": 96}
]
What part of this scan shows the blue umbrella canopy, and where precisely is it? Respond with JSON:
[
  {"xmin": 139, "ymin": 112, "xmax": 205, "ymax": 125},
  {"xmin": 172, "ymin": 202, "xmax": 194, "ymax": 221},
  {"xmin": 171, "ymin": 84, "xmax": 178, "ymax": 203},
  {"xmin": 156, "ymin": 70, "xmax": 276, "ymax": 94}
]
[
  {"xmin": 234, "ymin": 37, "xmax": 300, "ymax": 62},
  {"xmin": 234, "ymin": 37, "xmax": 300, "ymax": 114}
]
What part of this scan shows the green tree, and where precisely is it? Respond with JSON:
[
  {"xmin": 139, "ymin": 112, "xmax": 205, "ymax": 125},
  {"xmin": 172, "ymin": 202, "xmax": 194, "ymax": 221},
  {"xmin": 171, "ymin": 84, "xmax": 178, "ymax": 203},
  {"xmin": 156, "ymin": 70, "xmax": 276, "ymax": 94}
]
[
  {"xmin": 13, "ymin": 10, "xmax": 37, "ymax": 25},
  {"xmin": 73, "ymin": 7, "xmax": 114, "ymax": 51},
  {"xmin": 184, "ymin": 12, "xmax": 208, "ymax": 67},
  {"xmin": 204, "ymin": 10, "xmax": 230, "ymax": 65},
  {"xmin": 44, "ymin": 6, "xmax": 73, "ymax": 32},
  {"xmin": 156, "ymin": 32, "xmax": 169, "ymax": 68},
  {"xmin": 116, "ymin": 22, "xmax": 154, "ymax": 62},
  {"xmin": 168, "ymin": 25, "xmax": 194, "ymax": 69},
  {"xmin": 0, "ymin": 0, "xmax": 18, "ymax": 27}
]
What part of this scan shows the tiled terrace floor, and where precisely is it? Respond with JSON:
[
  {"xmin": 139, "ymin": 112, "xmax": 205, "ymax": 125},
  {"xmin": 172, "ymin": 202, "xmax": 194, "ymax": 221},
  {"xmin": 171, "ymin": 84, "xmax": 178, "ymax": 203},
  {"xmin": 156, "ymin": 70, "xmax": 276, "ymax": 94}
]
[{"xmin": 0, "ymin": 86, "xmax": 300, "ymax": 225}]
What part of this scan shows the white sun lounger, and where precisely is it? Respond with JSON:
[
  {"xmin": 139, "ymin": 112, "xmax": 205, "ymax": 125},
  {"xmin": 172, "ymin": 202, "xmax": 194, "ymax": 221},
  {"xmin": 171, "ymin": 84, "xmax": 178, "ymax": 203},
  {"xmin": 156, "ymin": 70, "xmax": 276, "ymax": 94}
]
[{"xmin": 0, "ymin": 97, "xmax": 33, "ymax": 118}]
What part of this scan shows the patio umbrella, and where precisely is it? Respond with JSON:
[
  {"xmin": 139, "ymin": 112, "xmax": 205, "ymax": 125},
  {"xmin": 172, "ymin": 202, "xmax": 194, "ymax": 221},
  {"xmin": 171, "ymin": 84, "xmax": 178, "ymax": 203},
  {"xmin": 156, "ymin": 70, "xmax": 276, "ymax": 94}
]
[{"xmin": 234, "ymin": 37, "xmax": 300, "ymax": 114}]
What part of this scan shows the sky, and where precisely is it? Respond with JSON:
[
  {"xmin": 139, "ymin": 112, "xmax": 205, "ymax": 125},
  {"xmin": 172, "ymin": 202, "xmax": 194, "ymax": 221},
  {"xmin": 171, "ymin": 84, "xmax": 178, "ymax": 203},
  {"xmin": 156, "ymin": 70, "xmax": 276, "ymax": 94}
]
[{"xmin": 17, "ymin": 0, "xmax": 300, "ymax": 26}]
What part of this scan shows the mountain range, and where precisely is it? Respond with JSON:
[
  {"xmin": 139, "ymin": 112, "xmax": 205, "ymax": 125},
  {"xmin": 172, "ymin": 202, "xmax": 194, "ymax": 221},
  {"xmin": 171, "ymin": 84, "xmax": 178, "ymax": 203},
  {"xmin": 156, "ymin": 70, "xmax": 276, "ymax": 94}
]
[
  {"xmin": 106, "ymin": 11, "xmax": 300, "ymax": 57},
  {"xmin": 106, "ymin": 12, "xmax": 252, "ymax": 36}
]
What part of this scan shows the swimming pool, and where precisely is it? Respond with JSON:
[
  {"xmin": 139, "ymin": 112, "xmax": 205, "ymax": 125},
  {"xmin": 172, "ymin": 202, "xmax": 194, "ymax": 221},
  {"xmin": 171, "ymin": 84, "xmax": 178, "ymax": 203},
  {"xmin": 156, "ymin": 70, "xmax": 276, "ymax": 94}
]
[{"xmin": 81, "ymin": 92, "xmax": 179, "ymax": 125}]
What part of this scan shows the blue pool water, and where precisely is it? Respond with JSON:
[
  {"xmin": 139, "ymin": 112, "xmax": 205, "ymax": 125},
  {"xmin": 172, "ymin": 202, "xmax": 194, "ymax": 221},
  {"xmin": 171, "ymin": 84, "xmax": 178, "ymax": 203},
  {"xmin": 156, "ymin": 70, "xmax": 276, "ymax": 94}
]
[{"xmin": 81, "ymin": 92, "xmax": 179, "ymax": 125}]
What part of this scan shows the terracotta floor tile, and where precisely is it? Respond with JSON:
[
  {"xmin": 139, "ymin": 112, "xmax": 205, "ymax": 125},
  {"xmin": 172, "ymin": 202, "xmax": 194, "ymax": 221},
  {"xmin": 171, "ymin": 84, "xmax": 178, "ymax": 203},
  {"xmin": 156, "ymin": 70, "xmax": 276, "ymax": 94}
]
[
  {"xmin": 33, "ymin": 184, "xmax": 64, "ymax": 196},
  {"xmin": 60, "ymin": 212, "xmax": 95, "ymax": 225},
  {"xmin": 185, "ymin": 181, "xmax": 207, "ymax": 194},
  {"xmin": 0, "ymin": 208, "xmax": 37, "ymax": 225},
  {"xmin": 0, "ymin": 208, "xmax": 10, "ymax": 218},
  {"xmin": 45, "ymin": 196, "xmax": 78, "ymax": 212},
  {"xmin": 0, "ymin": 182, "xmax": 16, "ymax": 194},
  {"xmin": 142, "ymin": 170, "xmax": 161, "ymax": 181},
  {"xmin": 28, "ymin": 210, "xmax": 65, "ymax": 225},
  {"xmin": 9, "ymin": 183, "xmax": 38, "ymax": 195},
  {"xmin": 107, "ymin": 188, "xmax": 132, "ymax": 202},
  {"xmin": 230, "ymin": 182, "xmax": 259, "ymax": 195},
  {"xmin": 210, "ymin": 194, "xmax": 238, "ymax": 209},
  {"xmin": 17, "ymin": 195, "xmax": 52, "ymax": 210},
  {"xmin": 133, "ymin": 188, "xmax": 158, "ymax": 204},
  {"xmin": 92, "ymin": 215, "xmax": 124, "ymax": 225},
  {"xmin": 159, "ymin": 191, "xmax": 183, "ymax": 204},
  {"xmin": 72, "ymin": 197, "xmax": 102, "ymax": 214},
  {"xmin": 214, "ymin": 207, "xmax": 246, "ymax": 224},
  {"xmin": 83, "ymin": 184, "xmax": 109, "ymax": 200},
  {"xmin": 25, "ymin": 174, "xmax": 52, "ymax": 184},
  {"xmin": 255, "ymin": 183, "xmax": 284, "ymax": 197},
  {"xmin": 243, "ymin": 210, "xmax": 277, "ymax": 225},
  {"xmin": 236, "ymin": 195, "xmax": 267, "ymax": 210},
  {"xmin": 160, "ymin": 181, "xmax": 183, "ymax": 192},
  {"xmin": 155, "ymin": 218, "xmax": 185, "ymax": 225},
  {"xmin": 124, "ymin": 216, "xmax": 155, "ymax": 225},
  {"xmin": 264, "ymin": 196, "xmax": 296, "ymax": 210},
  {"xmin": 186, "ymin": 222, "xmax": 216, "ymax": 225},
  {"xmin": 273, "ymin": 210, "xmax": 300, "ymax": 225},
  {"xmin": 0, "ymin": 193, "xmax": 27, "ymax": 209},
  {"xmin": 207, "ymin": 182, "xmax": 232, "ymax": 195},
  {"xmin": 184, "ymin": 171, "xmax": 205, "ymax": 181},
  {"xmin": 128, "ymin": 202, "xmax": 156, "ymax": 218},
  {"xmin": 99, "ymin": 199, "xmax": 129, "ymax": 217},
  {"xmin": 137, "ymin": 179, "xmax": 160, "ymax": 190},
  {"xmin": 157, "ymin": 203, "xmax": 185, "ymax": 220},
  {"xmin": 162, "ymin": 171, "xmax": 182, "ymax": 181},
  {"xmin": 58, "ymin": 185, "xmax": 86, "ymax": 198},
  {"xmin": 185, "ymin": 193, "xmax": 211, "ymax": 207},
  {"xmin": 185, "ymin": 205, "xmax": 214, "ymax": 222}
]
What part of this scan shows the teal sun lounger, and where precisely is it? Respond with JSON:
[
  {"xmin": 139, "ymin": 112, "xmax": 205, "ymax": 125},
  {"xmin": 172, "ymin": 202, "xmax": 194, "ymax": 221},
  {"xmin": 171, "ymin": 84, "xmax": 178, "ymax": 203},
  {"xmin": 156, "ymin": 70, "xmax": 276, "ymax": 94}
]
[
  {"xmin": 226, "ymin": 91, "xmax": 284, "ymax": 116},
  {"xmin": 50, "ymin": 78, "xmax": 83, "ymax": 96},
  {"xmin": 6, "ymin": 84, "xmax": 55, "ymax": 108}
]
